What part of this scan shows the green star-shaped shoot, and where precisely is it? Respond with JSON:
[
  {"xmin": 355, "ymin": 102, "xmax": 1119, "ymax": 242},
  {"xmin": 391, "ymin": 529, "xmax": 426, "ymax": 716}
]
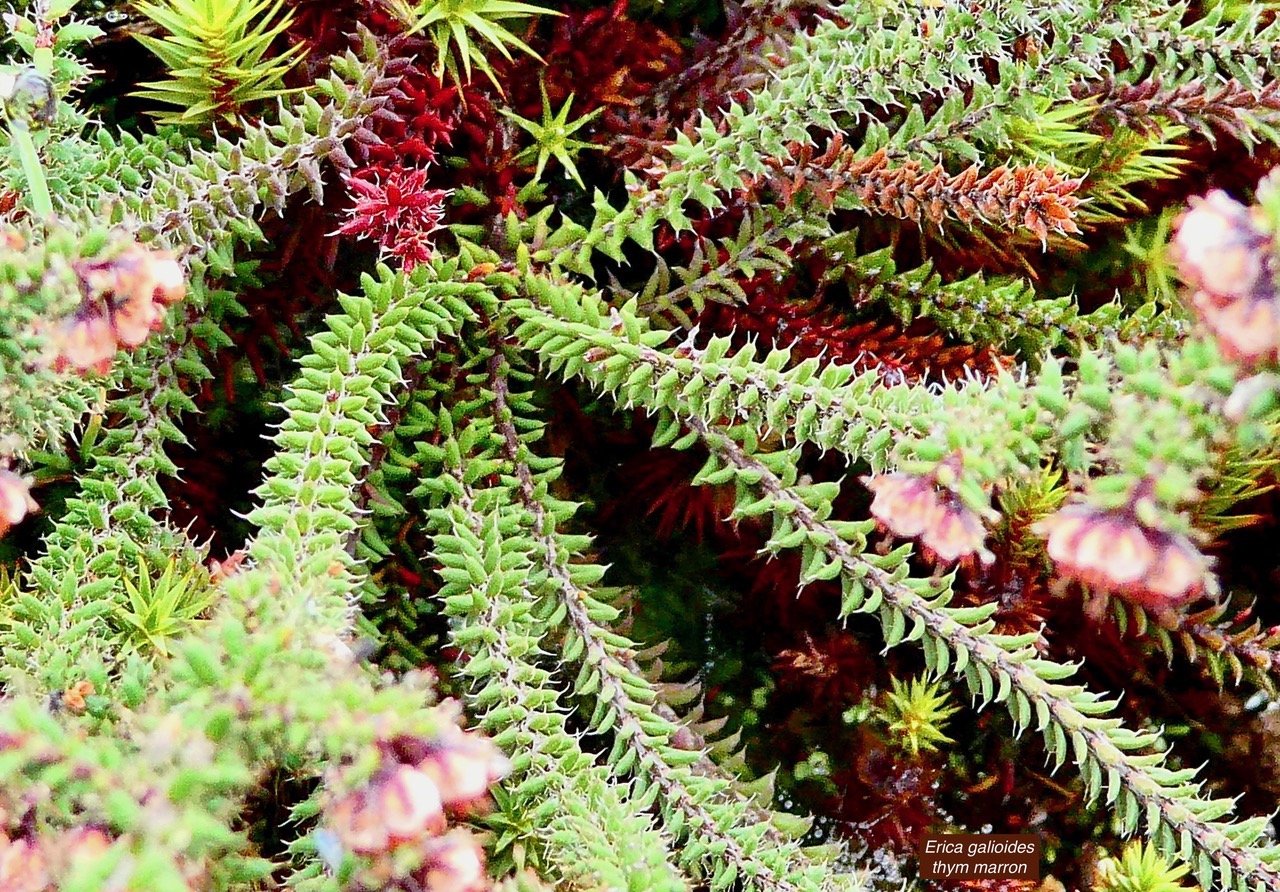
[
  {"xmin": 387, "ymin": 0, "xmax": 555, "ymax": 92},
  {"xmin": 1094, "ymin": 841, "xmax": 1196, "ymax": 892},
  {"xmin": 500, "ymin": 83, "xmax": 604, "ymax": 188},
  {"xmin": 883, "ymin": 675, "xmax": 959, "ymax": 757}
]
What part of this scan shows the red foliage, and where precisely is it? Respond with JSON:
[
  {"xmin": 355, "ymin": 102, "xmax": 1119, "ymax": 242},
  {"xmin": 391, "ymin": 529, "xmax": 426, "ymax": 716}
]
[
  {"xmin": 335, "ymin": 165, "xmax": 451, "ymax": 271},
  {"xmin": 502, "ymin": 0, "xmax": 684, "ymax": 121},
  {"xmin": 836, "ymin": 727, "xmax": 944, "ymax": 852},
  {"xmin": 606, "ymin": 446, "xmax": 738, "ymax": 544},
  {"xmin": 772, "ymin": 632, "xmax": 875, "ymax": 707},
  {"xmin": 355, "ymin": 42, "xmax": 483, "ymax": 168},
  {"xmin": 697, "ymin": 282, "xmax": 1006, "ymax": 384}
]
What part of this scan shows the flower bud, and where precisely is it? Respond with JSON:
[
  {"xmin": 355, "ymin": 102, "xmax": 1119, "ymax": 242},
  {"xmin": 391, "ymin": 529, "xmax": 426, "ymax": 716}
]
[
  {"xmin": 0, "ymin": 833, "xmax": 48, "ymax": 891},
  {"xmin": 1, "ymin": 67, "xmax": 56, "ymax": 128},
  {"xmin": 1172, "ymin": 191, "xmax": 1271, "ymax": 300},
  {"xmin": 863, "ymin": 472, "xmax": 993, "ymax": 564},
  {"xmin": 0, "ymin": 470, "xmax": 37, "ymax": 539},
  {"xmin": 327, "ymin": 765, "xmax": 447, "ymax": 855},
  {"xmin": 417, "ymin": 733, "xmax": 511, "ymax": 810},
  {"xmin": 1033, "ymin": 505, "xmax": 1209, "ymax": 611},
  {"xmin": 415, "ymin": 831, "xmax": 488, "ymax": 892}
]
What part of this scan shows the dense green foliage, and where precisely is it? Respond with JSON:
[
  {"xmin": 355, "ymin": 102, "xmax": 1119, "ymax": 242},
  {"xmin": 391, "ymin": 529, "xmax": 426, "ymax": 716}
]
[{"xmin": 2, "ymin": 0, "xmax": 1280, "ymax": 891}]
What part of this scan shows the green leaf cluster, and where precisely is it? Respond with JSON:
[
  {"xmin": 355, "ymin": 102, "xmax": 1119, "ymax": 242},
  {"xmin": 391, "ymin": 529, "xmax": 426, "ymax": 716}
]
[
  {"xmin": 132, "ymin": 0, "xmax": 306, "ymax": 125},
  {"xmin": 386, "ymin": 0, "xmax": 554, "ymax": 91},
  {"xmin": 3, "ymin": 1, "xmax": 1280, "ymax": 891}
]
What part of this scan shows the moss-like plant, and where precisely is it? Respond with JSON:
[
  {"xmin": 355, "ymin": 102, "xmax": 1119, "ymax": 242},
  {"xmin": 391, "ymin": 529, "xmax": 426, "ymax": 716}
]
[
  {"xmin": 113, "ymin": 557, "xmax": 217, "ymax": 658},
  {"xmin": 131, "ymin": 0, "xmax": 307, "ymax": 125},
  {"xmin": 1095, "ymin": 841, "xmax": 1198, "ymax": 892},
  {"xmin": 382, "ymin": 0, "xmax": 553, "ymax": 91},
  {"xmin": 500, "ymin": 82, "xmax": 603, "ymax": 187},
  {"xmin": 880, "ymin": 675, "xmax": 959, "ymax": 758}
]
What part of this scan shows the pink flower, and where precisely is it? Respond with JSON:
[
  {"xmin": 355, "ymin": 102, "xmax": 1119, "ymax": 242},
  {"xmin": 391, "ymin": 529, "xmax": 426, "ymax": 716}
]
[
  {"xmin": 38, "ymin": 243, "xmax": 186, "ymax": 375},
  {"xmin": 863, "ymin": 472, "xmax": 994, "ymax": 564},
  {"xmin": 415, "ymin": 732, "xmax": 511, "ymax": 811},
  {"xmin": 0, "ymin": 470, "xmax": 36, "ymax": 539},
  {"xmin": 1032, "ymin": 505, "xmax": 1209, "ymax": 611},
  {"xmin": 326, "ymin": 764, "xmax": 447, "ymax": 855},
  {"xmin": 335, "ymin": 164, "xmax": 450, "ymax": 271},
  {"xmin": 378, "ymin": 765, "xmax": 447, "ymax": 844},
  {"xmin": 89, "ymin": 245, "xmax": 186, "ymax": 347},
  {"xmin": 42, "ymin": 308, "xmax": 117, "ymax": 375},
  {"xmin": 1171, "ymin": 191, "xmax": 1270, "ymax": 301},
  {"xmin": 416, "ymin": 831, "xmax": 488, "ymax": 892},
  {"xmin": 1171, "ymin": 191, "xmax": 1280, "ymax": 364},
  {"xmin": 0, "ymin": 832, "xmax": 47, "ymax": 891}
]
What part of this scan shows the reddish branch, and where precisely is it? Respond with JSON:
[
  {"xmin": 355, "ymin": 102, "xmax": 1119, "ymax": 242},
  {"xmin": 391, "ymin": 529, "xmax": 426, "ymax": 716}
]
[
  {"xmin": 1078, "ymin": 76, "xmax": 1280, "ymax": 143},
  {"xmin": 764, "ymin": 141, "xmax": 1084, "ymax": 244}
]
